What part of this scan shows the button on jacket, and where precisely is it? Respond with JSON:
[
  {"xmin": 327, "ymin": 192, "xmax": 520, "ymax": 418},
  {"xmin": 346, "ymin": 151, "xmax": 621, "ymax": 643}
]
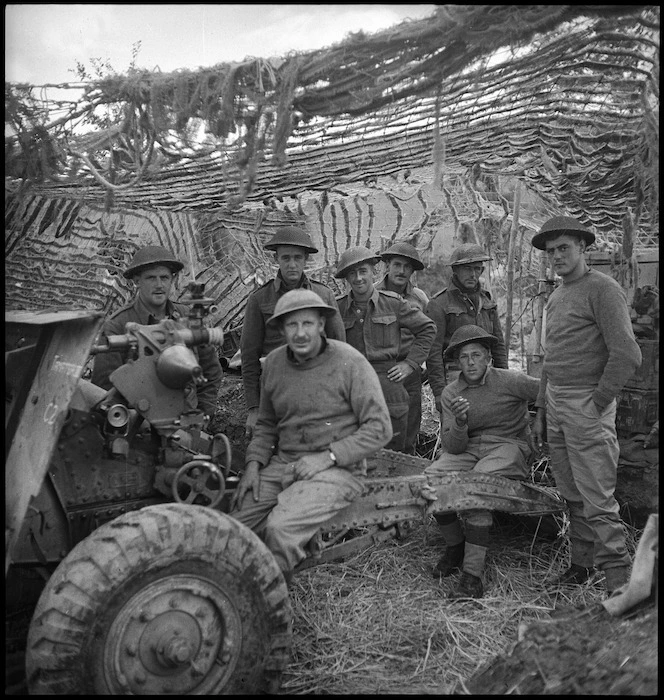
[
  {"xmin": 375, "ymin": 275, "xmax": 429, "ymax": 360},
  {"xmin": 426, "ymin": 282, "xmax": 507, "ymax": 402},
  {"xmin": 240, "ymin": 273, "xmax": 346, "ymax": 410},
  {"xmin": 91, "ymin": 296, "xmax": 223, "ymax": 417},
  {"xmin": 337, "ymin": 288, "xmax": 436, "ymax": 370}
]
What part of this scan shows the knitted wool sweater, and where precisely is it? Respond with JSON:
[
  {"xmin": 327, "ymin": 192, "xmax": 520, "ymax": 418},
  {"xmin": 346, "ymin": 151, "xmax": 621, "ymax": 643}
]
[
  {"xmin": 246, "ymin": 338, "xmax": 392, "ymax": 470},
  {"xmin": 240, "ymin": 272, "xmax": 345, "ymax": 410},
  {"xmin": 536, "ymin": 269, "xmax": 642, "ymax": 410},
  {"xmin": 441, "ymin": 366, "xmax": 540, "ymax": 454}
]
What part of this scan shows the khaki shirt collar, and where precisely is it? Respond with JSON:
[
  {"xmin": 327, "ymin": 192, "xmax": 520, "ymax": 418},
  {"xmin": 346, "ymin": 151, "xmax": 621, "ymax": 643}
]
[
  {"xmin": 350, "ymin": 286, "xmax": 380, "ymax": 307},
  {"xmin": 376, "ymin": 274, "xmax": 414, "ymax": 297}
]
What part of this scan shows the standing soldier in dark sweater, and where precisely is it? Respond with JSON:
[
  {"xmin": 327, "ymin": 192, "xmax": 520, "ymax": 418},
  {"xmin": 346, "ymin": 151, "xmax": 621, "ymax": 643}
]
[
  {"xmin": 531, "ymin": 216, "xmax": 641, "ymax": 596},
  {"xmin": 426, "ymin": 244, "xmax": 508, "ymax": 413},
  {"xmin": 240, "ymin": 226, "xmax": 345, "ymax": 439},
  {"xmin": 375, "ymin": 241, "xmax": 430, "ymax": 454},
  {"xmin": 335, "ymin": 247, "xmax": 436, "ymax": 453},
  {"xmin": 425, "ymin": 325, "xmax": 540, "ymax": 599},
  {"xmin": 230, "ymin": 289, "xmax": 392, "ymax": 581}
]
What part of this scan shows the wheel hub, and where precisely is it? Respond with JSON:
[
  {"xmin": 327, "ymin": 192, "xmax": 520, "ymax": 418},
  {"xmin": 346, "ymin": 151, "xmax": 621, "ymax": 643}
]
[
  {"xmin": 157, "ymin": 633, "xmax": 195, "ymax": 667},
  {"xmin": 106, "ymin": 575, "xmax": 242, "ymax": 694},
  {"xmin": 137, "ymin": 610, "xmax": 202, "ymax": 675}
]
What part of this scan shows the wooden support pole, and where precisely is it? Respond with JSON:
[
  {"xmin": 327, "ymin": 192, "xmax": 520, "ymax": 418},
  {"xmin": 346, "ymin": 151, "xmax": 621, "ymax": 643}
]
[
  {"xmin": 531, "ymin": 251, "xmax": 549, "ymax": 370},
  {"xmin": 517, "ymin": 220, "xmax": 526, "ymax": 369},
  {"xmin": 504, "ymin": 182, "xmax": 522, "ymax": 363}
]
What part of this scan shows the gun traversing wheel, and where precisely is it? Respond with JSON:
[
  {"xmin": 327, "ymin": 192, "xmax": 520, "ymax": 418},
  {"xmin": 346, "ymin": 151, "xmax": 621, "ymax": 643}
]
[{"xmin": 172, "ymin": 459, "xmax": 225, "ymax": 508}]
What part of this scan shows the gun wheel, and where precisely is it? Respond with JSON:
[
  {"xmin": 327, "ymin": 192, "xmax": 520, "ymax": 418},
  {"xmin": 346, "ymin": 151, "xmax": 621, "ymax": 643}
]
[{"xmin": 25, "ymin": 504, "xmax": 292, "ymax": 695}]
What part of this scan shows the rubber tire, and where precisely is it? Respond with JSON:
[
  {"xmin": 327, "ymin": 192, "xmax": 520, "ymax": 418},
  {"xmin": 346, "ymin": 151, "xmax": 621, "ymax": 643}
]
[{"xmin": 25, "ymin": 504, "xmax": 292, "ymax": 695}]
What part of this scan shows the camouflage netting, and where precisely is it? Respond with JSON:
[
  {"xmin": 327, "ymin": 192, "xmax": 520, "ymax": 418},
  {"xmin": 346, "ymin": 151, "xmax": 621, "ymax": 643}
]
[{"xmin": 4, "ymin": 4, "xmax": 659, "ymax": 330}]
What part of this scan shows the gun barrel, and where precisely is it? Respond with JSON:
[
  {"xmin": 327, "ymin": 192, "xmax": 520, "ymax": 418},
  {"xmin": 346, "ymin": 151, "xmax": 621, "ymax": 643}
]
[
  {"xmin": 90, "ymin": 326, "xmax": 224, "ymax": 354},
  {"xmin": 175, "ymin": 327, "xmax": 224, "ymax": 347}
]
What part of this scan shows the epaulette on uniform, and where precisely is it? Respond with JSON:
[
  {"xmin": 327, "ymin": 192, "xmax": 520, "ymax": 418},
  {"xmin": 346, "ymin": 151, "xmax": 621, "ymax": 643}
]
[
  {"xmin": 377, "ymin": 289, "xmax": 401, "ymax": 300},
  {"xmin": 432, "ymin": 287, "xmax": 449, "ymax": 299}
]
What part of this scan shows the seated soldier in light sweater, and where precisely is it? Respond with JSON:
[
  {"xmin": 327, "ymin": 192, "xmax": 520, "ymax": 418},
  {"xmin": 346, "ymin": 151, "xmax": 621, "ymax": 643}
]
[
  {"xmin": 229, "ymin": 289, "xmax": 393, "ymax": 582},
  {"xmin": 425, "ymin": 325, "xmax": 540, "ymax": 600}
]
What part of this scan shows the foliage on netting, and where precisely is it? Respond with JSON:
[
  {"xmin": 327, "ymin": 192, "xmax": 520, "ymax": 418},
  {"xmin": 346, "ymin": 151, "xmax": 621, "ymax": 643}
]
[{"xmin": 4, "ymin": 5, "xmax": 660, "ymax": 243}]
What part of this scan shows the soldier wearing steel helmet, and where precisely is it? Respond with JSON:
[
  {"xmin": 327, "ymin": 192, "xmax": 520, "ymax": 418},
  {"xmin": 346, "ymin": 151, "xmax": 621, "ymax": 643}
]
[
  {"xmin": 335, "ymin": 246, "xmax": 436, "ymax": 453},
  {"xmin": 230, "ymin": 289, "xmax": 392, "ymax": 582},
  {"xmin": 424, "ymin": 325, "xmax": 540, "ymax": 599},
  {"xmin": 375, "ymin": 241, "xmax": 430, "ymax": 453},
  {"xmin": 530, "ymin": 216, "xmax": 641, "ymax": 596},
  {"xmin": 240, "ymin": 226, "xmax": 345, "ymax": 439},
  {"xmin": 425, "ymin": 243, "xmax": 508, "ymax": 414},
  {"xmin": 90, "ymin": 245, "xmax": 223, "ymax": 420}
]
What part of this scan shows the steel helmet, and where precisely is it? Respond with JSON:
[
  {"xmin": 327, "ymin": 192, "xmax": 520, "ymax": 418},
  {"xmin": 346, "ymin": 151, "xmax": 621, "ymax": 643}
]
[
  {"xmin": 335, "ymin": 247, "xmax": 381, "ymax": 279},
  {"xmin": 531, "ymin": 216, "xmax": 595, "ymax": 251},
  {"xmin": 380, "ymin": 241, "xmax": 425, "ymax": 270},
  {"xmin": 444, "ymin": 325, "xmax": 498, "ymax": 359},
  {"xmin": 267, "ymin": 289, "xmax": 337, "ymax": 328},
  {"xmin": 449, "ymin": 244, "xmax": 491, "ymax": 267},
  {"xmin": 123, "ymin": 246, "xmax": 185, "ymax": 279},
  {"xmin": 264, "ymin": 226, "xmax": 318, "ymax": 253}
]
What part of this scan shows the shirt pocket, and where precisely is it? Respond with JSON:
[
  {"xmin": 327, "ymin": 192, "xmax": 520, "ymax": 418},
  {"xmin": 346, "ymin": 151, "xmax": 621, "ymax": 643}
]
[
  {"xmin": 371, "ymin": 314, "xmax": 399, "ymax": 348},
  {"xmin": 446, "ymin": 301, "xmax": 469, "ymax": 318},
  {"xmin": 343, "ymin": 317, "xmax": 358, "ymax": 332}
]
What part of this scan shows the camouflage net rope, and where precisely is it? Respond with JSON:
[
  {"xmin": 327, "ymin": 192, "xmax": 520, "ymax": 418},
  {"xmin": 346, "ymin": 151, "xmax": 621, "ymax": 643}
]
[
  {"xmin": 4, "ymin": 5, "xmax": 659, "ymax": 336},
  {"xmin": 5, "ymin": 5, "xmax": 659, "ymax": 247}
]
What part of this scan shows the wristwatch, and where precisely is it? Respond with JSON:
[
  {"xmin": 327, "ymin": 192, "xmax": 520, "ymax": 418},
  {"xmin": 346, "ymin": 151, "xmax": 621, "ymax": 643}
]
[{"xmin": 329, "ymin": 450, "xmax": 337, "ymax": 465}]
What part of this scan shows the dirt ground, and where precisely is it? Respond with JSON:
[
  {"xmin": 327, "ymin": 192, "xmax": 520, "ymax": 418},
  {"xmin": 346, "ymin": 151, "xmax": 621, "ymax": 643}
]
[{"xmin": 465, "ymin": 603, "xmax": 658, "ymax": 695}]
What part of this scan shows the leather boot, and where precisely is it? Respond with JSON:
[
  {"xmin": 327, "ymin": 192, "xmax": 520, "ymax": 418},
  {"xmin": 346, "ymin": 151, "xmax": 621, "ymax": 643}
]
[
  {"xmin": 434, "ymin": 542, "xmax": 465, "ymax": 577},
  {"xmin": 604, "ymin": 565, "xmax": 630, "ymax": 595},
  {"xmin": 448, "ymin": 542, "xmax": 487, "ymax": 599},
  {"xmin": 547, "ymin": 563, "xmax": 594, "ymax": 587},
  {"xmin": 433, "ymin": 512, "xmax": 464, "ymax": 578},
  {"xmin": 547, "ymin": 536, "xmax": 595, "ymax": 588},
  {"xmin": 449, "ymin": 571, "xmax": 484, "ymax": 599},
  {"xmin": 448, "ymin": 524, "xmax": 490, "ymax": 599}
]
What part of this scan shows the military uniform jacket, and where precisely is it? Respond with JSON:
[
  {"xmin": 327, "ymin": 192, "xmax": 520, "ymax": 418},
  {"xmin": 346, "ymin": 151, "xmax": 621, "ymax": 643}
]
[
  {"xmin": 375, "ymin": 275, "xmax": 429, "ymax": 361},
  {"xmin": 90, "ymin": 295, "xmax": 223, "ymax": 417},
  {"xmin": 240, "ymin": 273, "xmax": 346, "ymax": 410},
  {"xmin": 426, "ymin": 282, "xmax": 508, "ymax": 402},
  {"xmin": 337, "ymin": 287, "xmax": 436, "ymax": 369}
]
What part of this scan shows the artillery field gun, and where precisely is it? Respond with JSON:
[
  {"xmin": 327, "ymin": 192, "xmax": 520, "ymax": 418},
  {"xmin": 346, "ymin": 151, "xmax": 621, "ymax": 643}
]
[{"xmin": 5, "ymin": 287, "xmax": 564, "ymax": 695}]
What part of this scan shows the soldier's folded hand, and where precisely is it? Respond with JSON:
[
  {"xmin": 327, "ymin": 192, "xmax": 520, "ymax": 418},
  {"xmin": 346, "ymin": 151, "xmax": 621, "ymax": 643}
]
[{"xmin": 292, "ymin": 452, "xmax": 334, "ymax": 480}]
